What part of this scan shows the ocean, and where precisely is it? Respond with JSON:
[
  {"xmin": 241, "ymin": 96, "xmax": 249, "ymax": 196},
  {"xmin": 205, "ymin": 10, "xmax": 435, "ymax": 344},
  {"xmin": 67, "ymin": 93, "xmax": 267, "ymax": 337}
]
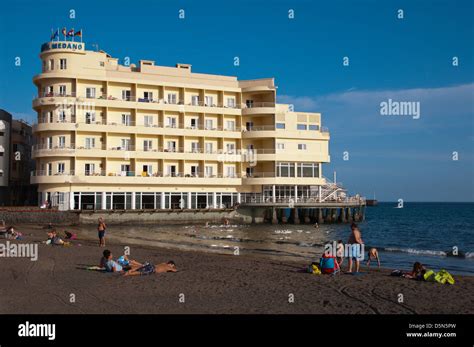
[{"xmin": 84, "ymin": 202, "xmax": 474, "ymax": 275}]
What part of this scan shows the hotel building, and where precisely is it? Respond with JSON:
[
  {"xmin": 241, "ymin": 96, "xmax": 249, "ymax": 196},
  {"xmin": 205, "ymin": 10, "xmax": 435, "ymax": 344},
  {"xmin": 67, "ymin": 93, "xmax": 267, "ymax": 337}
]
[{"xmin": 32, "ymin": 41, "xmax": 330, "ymax": 211}]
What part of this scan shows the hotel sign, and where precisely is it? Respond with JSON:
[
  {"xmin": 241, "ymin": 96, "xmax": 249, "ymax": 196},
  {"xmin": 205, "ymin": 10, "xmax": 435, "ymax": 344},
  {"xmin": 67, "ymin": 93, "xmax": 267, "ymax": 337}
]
[{"xmin": 41, "ymin": 41, "xmax": 85, "ymax": 53}]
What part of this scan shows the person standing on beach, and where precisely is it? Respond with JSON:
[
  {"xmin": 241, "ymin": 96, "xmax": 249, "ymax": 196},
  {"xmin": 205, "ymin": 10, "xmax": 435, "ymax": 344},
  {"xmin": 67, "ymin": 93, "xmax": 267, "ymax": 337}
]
[
  {"xmin": 347, "ymin": 223, "xmax": 364, "ymax": 273},
  {"xmin": 97, "ymin": 217, "xmax": 107, "ymax": 247}
]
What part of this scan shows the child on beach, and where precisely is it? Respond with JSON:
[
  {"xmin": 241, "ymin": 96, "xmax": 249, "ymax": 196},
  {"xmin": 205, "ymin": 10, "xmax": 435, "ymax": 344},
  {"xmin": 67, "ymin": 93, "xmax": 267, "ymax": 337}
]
[
  {"xmin": 97, "ymin": 217, "xmax": 107, "ymax": 247},
  {"xmin": 366, "ymin": 248, "xmax": 381, "ymax": 268},
  {"xmin": 336, "ymin": 240, "xmax": 344, "ymax": 266}
]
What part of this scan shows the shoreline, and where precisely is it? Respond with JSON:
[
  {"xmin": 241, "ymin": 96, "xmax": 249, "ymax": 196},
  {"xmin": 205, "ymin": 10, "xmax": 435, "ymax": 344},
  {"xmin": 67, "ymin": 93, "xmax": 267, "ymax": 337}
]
[{"xmin": 1, "ymin": 224, "xmax": 473, "ymax": 314}]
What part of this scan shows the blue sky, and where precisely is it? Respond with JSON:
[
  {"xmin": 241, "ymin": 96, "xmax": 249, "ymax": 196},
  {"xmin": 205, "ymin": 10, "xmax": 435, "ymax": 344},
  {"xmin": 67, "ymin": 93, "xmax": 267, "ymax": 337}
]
[{"xmin": 0, "ymin": 0, "xmax": 473, "ymax": 201}]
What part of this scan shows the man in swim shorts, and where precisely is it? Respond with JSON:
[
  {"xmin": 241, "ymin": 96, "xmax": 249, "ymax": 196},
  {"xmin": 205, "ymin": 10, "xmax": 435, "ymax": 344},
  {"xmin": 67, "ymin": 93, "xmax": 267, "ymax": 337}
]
[
  {"xmin": 347, "ymin": 223, "xmax": 364, "ymax": 273},
  {"xmin": 124, "ymin": 260, "xmax": 177, "ymax": 276}
]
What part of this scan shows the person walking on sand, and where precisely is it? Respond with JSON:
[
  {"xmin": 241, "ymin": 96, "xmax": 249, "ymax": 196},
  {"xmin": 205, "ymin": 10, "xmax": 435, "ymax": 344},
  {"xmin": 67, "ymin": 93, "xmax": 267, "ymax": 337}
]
[
  {"xmin": 97, "ymin": 217, "xmax": 107, "ymax": 247},
  {"xmin": 347, "ymin": 223, "xmax": 364, "ymax": 273}
]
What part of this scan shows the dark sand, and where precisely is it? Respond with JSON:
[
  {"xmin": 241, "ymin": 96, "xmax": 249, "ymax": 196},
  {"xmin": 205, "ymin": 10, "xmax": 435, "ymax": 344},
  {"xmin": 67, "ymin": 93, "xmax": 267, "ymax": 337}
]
[{"xmin": 1, "ymin": 225, "xmax": 473, "ymax": 314}]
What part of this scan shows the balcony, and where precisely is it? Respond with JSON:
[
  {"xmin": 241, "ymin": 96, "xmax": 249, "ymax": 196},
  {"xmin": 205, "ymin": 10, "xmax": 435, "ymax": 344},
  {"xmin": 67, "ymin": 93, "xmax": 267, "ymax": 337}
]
[
  {"xmin": 30, "ymin": 170, "xmax": 242, "ymax": 186},
  {"xmin": 33, "ymin": 93, "xmax": 245, "ymax": 115},
  {"xmin": 31, "ymin": 144, "xmax": 248, "ymax": 161},
  {"xmin": 241, "ymin": 102, "xmax": 276, "ymax": 115},
  {"xmin": 33, "ymin": 117, "xmax": 242, "ymax": 137},
  {"xmin": 242, "ymin": 172, "xmax": 326, "ymax": 185}
]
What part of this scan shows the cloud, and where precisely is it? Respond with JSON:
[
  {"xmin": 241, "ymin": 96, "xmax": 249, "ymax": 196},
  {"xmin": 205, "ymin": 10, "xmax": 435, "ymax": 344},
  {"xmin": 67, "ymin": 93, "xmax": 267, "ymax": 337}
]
[{"xmin": 279, "ymin": 83, "xmax": 474, "ymax": 137}]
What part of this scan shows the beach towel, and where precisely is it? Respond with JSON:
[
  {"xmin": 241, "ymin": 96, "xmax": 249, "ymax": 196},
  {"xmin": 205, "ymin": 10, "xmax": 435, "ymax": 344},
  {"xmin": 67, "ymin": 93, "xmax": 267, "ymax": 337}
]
[{"xmin": 424, "ymin": 269, "xmax": 455, "ymax": 285}]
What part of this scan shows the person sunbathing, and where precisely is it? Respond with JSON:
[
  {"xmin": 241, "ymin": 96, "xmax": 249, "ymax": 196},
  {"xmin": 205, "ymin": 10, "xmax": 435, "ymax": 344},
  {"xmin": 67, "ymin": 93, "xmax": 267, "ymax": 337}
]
[
  {"xmin": 123, "ymin": 260, "xmax": 177, "ymax": 276},
  {"xmin": 403, "ymin": 262, "xmax": 426, "ymax": 280},
  {"xmin": 100, "ymin": 250, "xmax": 143, "ymax": 272}
]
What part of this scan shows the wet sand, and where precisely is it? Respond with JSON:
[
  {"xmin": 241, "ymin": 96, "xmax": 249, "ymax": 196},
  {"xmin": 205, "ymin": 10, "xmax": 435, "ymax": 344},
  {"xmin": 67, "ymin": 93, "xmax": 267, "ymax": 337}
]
[{"xmin": 0, "ymin": 225, "xmax": 473, "ymax": 314}]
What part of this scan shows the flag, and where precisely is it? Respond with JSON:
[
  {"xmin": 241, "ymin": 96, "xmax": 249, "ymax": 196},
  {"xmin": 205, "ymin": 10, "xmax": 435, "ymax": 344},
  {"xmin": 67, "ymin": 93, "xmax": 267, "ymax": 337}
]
[
  {"xmin": 74, "ymin": 29, "xmax": 82, "ymax": 37},
  {"xmin": 61, "ymin": 27, "xmax": 67, "ymax": 37},
  {"xmin": 67, "ymin": 29, "xmax": 75, "ymax": 37},
  {"xmin": 50, "ymin": 28, "xmax": 59, "ymax": 40}
]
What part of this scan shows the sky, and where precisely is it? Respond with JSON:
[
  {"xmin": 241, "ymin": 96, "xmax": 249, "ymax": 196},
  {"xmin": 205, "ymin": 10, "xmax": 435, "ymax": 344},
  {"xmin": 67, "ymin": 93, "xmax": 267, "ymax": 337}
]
[{"xmin": 0, "ymin": 0, "xmax": 473, "ymax": 201}]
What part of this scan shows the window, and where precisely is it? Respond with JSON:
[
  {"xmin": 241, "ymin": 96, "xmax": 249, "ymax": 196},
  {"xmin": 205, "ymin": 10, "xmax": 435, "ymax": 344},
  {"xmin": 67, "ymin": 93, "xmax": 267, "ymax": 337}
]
[
  {"xmin": 143, "ymin": 140, "xmax": 152, "ymax": 151},
  {"xmin": 298, "ymin": 144, "xmax": 307, "ymax": 150},
  {"xmin": 99, "ymin": 62, "xmax": 105, "ymax": 67},
  {"xmin": 143, "ymin": 91, "xmax": 153, "ymax": 101},
  {"xmin": 60, "ymin": 59, "xmax": 67, "ymax": 70},
  {"xmin": 309, "ymin": 124, "xmax": 319, "ymax": 131},
  {"xmin": 46, "ymin": 137, "xmax": 53, "ymax": 149},
  {"xmin": 47, "ymin": 163, "xmax": 53, "ymax": 176},
  {"xmin": 225, "ymin": 120, "xmax": 235, "ymax": 131},
  {"xmin": 144, "ymin": 115, "xmax": 153, "ymax": 127},
  {"xmin": 276, "ymin": 123, "xmax": 286, "ymax": 129},
  {"xmin": 166, "ymin": 117, "xmax": 177, "ymax": 128},
  {"xmin": 86, "ymin": 87, "xmax": 96, "ymax": 98},
  {"xmin": 205, "ymin": 142, "xmax": 213, "ymax": 153},
  {"xmin": 205, "ymin": 166, "xmax": 213, "ymax": 177},
  {"xmin": 226, "ymin": 143, "xmax": 235, "ymax": 153},
  {"xmin": 297, "ymin": 124, "xmax": 307, "ymax": 130},
  {"xmin": 246, "ymin": 100, "xmax": 254, "ymax": 108},
  {"xmin": 120, "ymin": 164, "xmax": 130, "ymax": 176},
  {"xmin": 85, "ymin": 163, "xmax": 95, "ymax": 176},
  {"xmin": 58, "ymin": 110, "xmax": 66, "ymax": 122},
  {"xmin": 85, "ymin": 138, "xmax": 95, "ymax": 149},
  {"xmin": 246, "ymin": 122, "xmax": 254, "ymax": 131},
  {"xmin": 298, "ymin": 163, "xmax": 319, "ymax": 177},
  {"xmin": 226, "ymin": 166, "xmax": 236, "ymax": 178},
  {"xmin": 85, "ymin": 112, "xmax": 96, "ymax": 124},
  {"xmin": 57, "ymin": 163, "xmax": 65, "ymax": 174},
  {"xmin": 191, "ymin": 95, "xmax": 199, "ymax": 106},
  {"xmin": 276, "ymin": 162, "xmax": 295, "ymax": 177},
  {"xmin": 122, "ymin": 90, "xmax": 131, "ymax": 101},
  {"xmin": 167, "ymin": 93, "xmax": 177, "ymax": 104},
  {"xmin": 191, "ymin": 142, "xmax": 200, "ymax": 153},
  {"xmin": 205, "ymin": 96, "xmax": 214, "ymax": 106},
  {"xmin": 142, "ymin": 165, "xmax": 152, "ymax": 175},
  {"xmin": 58, "ymin": 85, "xmax": 66, "ymax": 96},
  {"xmin": 58, "ymin": 136, "xmax": 66, "ymax": 148},
  {"xmin": 42, "ymin": 60, "xmax": 47, "ymax": 72},
  {"xmin": 49, "ymin": 59, "xmax": 54, "ymax": 70},
  {"xmin": 205, "ymin": 119, "xmax": 214, "ymax": 130},
  {"xmin": 276, "ymin": 143, "xmax": 285, "ymax": 150},
  {"xmin": 167, "ymin": 165, "xmax": 177, "ymax": 177},
  {"xmin": 246, "ymin": 167, "xmax": 254, "ymax": 177},
  {"xmin": 190, "ymin": 118, "xmax": 198, "ymax": 128},
  {"xmin": 121, "ymin": 139, "xmax": 131, "ymax": 150},
  {"xmin": 227, "ymin": 98, "xmax": 235, "ymax": 108},
  {"xmin": 190, "ymin": 165, "xmax": 199, "ymax": 176},
  {"xmin": 121, "ymin": 114, "xmax": 131, "ymax": 126},
  {"xmin": 166, "ymin": 141, "xmax": 176, "ymax": 152}
]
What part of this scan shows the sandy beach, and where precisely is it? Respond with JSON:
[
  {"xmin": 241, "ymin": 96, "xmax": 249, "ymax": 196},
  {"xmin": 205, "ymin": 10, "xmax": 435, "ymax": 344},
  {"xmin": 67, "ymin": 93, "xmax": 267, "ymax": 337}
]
[{"xmin": 0, "ymin": 224, "xmax": 473, "ymax": 314}]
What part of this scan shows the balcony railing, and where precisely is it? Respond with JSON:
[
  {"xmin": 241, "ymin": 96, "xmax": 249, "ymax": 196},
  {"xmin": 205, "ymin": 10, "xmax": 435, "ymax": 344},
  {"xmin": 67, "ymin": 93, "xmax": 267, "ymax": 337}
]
[
  {"xmin": 35, "ymin": 92, "xmax": 275, "ymax": 110},
  {"xmin": 31, "ymin": 170, "xmax": 242, "ymax": 179},
  {"xmin": 32, "ymin": 145, "xmax": 277, "ymax": 156}
]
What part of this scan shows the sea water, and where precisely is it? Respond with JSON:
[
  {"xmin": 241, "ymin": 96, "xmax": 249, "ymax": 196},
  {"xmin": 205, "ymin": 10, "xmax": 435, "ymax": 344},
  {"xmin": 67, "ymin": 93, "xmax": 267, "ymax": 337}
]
[{"xmin": 81, "ymin": 202, "xmax": 474, "ymax": 275}]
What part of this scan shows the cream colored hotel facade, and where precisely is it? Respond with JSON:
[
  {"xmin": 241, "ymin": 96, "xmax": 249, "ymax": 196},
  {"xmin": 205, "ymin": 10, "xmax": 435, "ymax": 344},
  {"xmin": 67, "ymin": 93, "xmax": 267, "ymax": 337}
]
[{"xmin": 32, "ymin": 41, "xmax": 330, "ymax": 211}]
